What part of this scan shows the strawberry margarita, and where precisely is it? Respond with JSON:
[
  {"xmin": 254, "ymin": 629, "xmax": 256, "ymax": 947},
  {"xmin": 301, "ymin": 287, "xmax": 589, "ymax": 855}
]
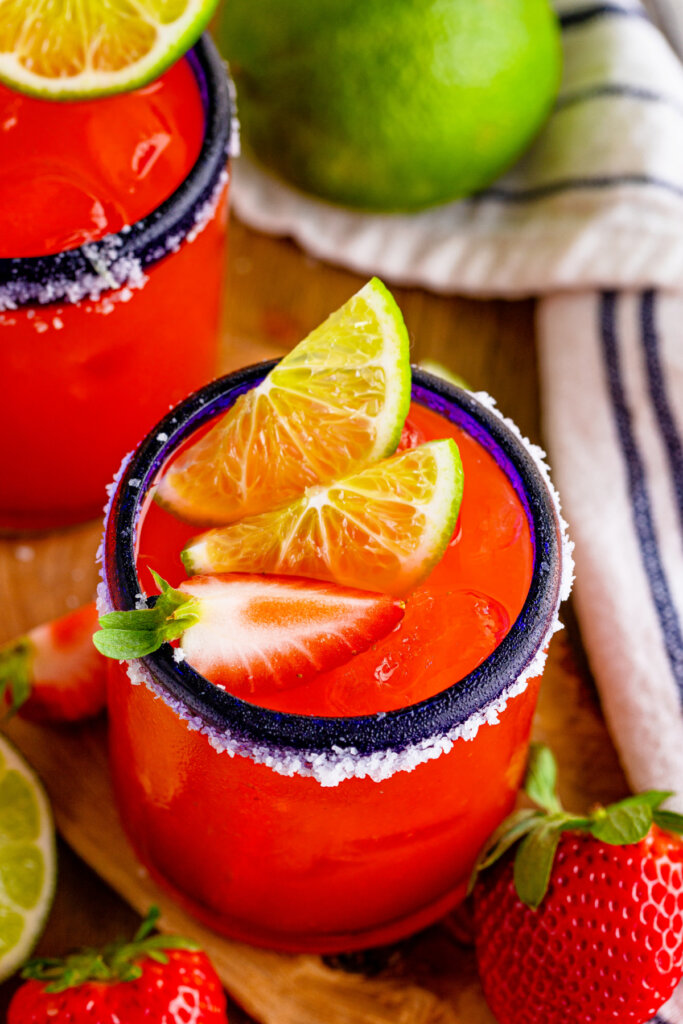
[
  {"xmin": 0, "ymin": 36, "xmax": 232, "ymax": 532},
  {"xmin": 101, "ymin": 364, "xmax": 572, "ymax": 953}
]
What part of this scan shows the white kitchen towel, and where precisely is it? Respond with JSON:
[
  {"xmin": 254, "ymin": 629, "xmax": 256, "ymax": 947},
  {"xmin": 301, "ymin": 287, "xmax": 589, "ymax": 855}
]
[
  {"xmin": 538, "ymin": 291, "xmax": 683, "ymax": 800},
  {"xmin": 231, "ymin": 0, "xmax": 683, "ymax": 297}
]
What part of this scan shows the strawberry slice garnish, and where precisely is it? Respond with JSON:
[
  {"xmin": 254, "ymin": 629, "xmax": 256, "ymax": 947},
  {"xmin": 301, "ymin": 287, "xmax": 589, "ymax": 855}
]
[
  {"xmin": 0, "ymin": 603, "xmax": 107, "ymax": 722},
  {"xmin": 95, "ymin": 571, "xmax": 404, "ymax": 698}
]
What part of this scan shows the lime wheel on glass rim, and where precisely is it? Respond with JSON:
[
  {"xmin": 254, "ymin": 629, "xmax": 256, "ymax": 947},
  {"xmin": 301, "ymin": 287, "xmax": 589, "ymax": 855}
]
[{"xmin": 0, "ymin": 0, "xmax": 220, "ymax": 99}]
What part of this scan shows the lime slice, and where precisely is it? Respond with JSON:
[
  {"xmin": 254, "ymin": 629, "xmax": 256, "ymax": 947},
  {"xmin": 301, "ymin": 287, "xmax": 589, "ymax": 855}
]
[
  {"xmin": 182, "ymin": 439, "xmax": 463, "ymax": 596},
  {"xmin": 157, "ymin": 277, "xmax": 412, "ymax": 526},
  {"xmin": 0, "ymin": 734, "xmax": 55, "ymax": 981},
  {"xmin": 0, "ymin": 0, "xmax": 220, "ymax": 99}
]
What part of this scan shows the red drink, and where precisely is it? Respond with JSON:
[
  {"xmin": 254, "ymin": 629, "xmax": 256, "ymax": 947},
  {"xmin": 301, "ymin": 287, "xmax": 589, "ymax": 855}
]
[
  {"xmin": 102, "ymin": 366, "xmax": 572, "ymax": 952},
  {"xmin": 135, "ymin": 401, "xmax": 534, "ymax": 714},
  {"xmin": 0, "ymin": 38, "xmax": 232, "ymax": 532}
]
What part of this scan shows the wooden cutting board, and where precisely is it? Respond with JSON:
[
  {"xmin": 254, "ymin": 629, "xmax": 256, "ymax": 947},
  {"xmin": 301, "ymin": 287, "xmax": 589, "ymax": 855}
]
[{"xmin": 0, "ymin": 219, "xmax": 630, "ymax": 1022}]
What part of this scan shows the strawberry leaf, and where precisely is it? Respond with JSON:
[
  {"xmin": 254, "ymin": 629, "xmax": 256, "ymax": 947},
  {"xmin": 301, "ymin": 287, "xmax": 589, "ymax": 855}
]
[
  {"xmin": 23, "ymin": 906, "xmax": 200, "ymax": 991},
  {"xmin": 97, "ymin": 607, "xmax": 167, "ymax": 631},
  {"xmin": 524, "ymin": 743, "xmax": 562, "ymax": 814},
  {"xmin": 93, "ymin": 628, "xmax": 169, "ymax": 659},
  {"xmin": 149, "ymin": 569, "xmax": 173, "ymax": 594},
  {"xmin": 616, "ymin": 791, "xmax": 672, "ymax": 810},
  {"xmin": 0, "ymin": 637, "xmax": 33, "ymax": 716},
  {"xmin": 133, "ymin": 905, "xmax": 160, "ymax": 941},
  {"xmin": 513, "ymin": 821, "xmax": 563, "ymax": 909},
  {"xmin": 588, "ymin": 800, "xmax": 653, "ymax": 845},
  {"xmin": 467, "ymin": 809, "xmax": 542, "ymax": 894},
  {"xmin": 94, "ymin": 575, "xmax": 200, "ymax": 660},
  {"xmin": 653, "ymin": 809, "xmax": 683, "ymax": 835}
]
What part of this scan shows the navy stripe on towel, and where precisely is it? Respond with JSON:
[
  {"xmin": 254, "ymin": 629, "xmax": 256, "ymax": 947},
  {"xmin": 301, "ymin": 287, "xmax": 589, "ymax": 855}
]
[
  {"xmin": 641, "ymin": 291, "xmax": 683, "ymax": 530},
  {"xmin": 600, "ymin": 291, "xmax": 683, "ymax": 699},
  {"xmin": 556, "ymin": 84, "xmax": 683, "ymax": 118},
  {"xmin": 481, "ymin": 175, "xmax": 683, "ymax": 204},
  {"xmin": 560, "ymin": 4, "xmax": 649, "ymax": 29}
]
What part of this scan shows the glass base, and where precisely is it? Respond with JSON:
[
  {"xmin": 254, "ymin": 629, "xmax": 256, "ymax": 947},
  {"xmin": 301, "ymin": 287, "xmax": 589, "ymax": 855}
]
[{"xmin": 129, "ymin": 832, "xmax": 469, "ymax": 954}]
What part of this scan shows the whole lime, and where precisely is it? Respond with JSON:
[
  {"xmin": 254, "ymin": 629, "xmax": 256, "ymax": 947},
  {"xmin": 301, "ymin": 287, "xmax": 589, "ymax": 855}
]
[{"xmin": 218, "ymin": 0, "xmax": 562, "ymax": 211}]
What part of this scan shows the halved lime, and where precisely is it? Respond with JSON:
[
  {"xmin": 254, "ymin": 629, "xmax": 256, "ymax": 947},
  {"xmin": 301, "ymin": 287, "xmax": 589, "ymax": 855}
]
[
  {"xmin": 183, "ymin": 439, "xmax": 463, "ymax": 596},
  {"xmin": 0, "ymin": 733, "xmax": 55, "ymax": 982},
  {"xmin": 0, "ymin": 0, "xmax": 220, "ymax": 100},
  {"xmin": 157, "ymin": 277, "xmax": 412, "ymax": 526}
]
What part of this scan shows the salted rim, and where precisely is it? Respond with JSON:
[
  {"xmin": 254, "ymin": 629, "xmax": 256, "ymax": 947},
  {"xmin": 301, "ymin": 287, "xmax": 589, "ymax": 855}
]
[
  {"xmin": 99, "ymin": 365, "xmax": 574, "ymax": 787},
  {"xmin": 0, "ymin": 34, "xmax": 236, "ymax": 313}
]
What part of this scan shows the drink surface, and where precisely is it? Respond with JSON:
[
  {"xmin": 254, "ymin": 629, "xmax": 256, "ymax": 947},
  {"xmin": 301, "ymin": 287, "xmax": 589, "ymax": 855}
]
[
  {"xmin": 136, "ymin": 400, "xmax": 534, "ymax": 715},
  {"xmin": 0, "ymin": 59, "xmax": 203, "ymax": 259}
]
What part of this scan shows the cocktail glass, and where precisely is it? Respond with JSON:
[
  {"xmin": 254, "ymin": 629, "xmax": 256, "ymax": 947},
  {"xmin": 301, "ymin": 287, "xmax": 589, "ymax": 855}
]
[
  {"xmin": 100, "ymin": 364, "xmax": 572, "ymax": 953},
  {"xmin": 0, "ymin": 36, "xmax": 233, "ymax": 533}
]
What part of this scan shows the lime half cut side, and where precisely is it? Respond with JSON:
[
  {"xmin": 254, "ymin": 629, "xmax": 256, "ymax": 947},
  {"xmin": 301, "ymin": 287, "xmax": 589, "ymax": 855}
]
[
  {"xmin": 183, "ymin": 438, "xmax": 464, "ymax": 596},
  {"xmin": 156, "ymin": 277, "xmax": 412, "ymax": 527},
  {"xmin": 0, "ymin": 733, "xmax": 55, "ymax": 982},
  {"xmin": 0, "ymin": 0, "xmax": 220, "ymax": 99}
]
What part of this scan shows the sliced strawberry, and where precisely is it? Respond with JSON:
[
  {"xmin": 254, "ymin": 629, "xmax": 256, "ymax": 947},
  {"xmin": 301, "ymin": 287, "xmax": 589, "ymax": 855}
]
[
  {"xmin": 95, "ymin": 571, "xmax": 404, "ymax": 699},
  {"xmin": 178, "ymin": 574, "xmax": 404, "ymax": 696},
  {"xmin": 0, "ymin": 603, "xmax": 107, "ymax": 723}
]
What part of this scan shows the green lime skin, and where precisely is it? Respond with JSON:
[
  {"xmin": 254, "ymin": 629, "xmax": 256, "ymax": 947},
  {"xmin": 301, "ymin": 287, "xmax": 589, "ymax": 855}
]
[{"xmin": 217, "ymin": 0, "xmax": 562, "ymax": 211}]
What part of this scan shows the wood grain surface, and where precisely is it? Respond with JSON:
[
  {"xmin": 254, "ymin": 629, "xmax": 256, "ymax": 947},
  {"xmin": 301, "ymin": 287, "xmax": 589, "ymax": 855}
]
[{"xmin": 0, "ymin": 217, "xmax": 629, "ymax": 1021}]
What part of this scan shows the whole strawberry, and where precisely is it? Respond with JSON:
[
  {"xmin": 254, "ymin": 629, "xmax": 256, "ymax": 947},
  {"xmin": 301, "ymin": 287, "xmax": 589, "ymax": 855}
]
[
  {"xmin": 0, "ymin": 602, "xmax": 106, "ymax": 722},
  {"xmin": 8, "ymin": 907, "xmax": 228, "ymax": 1024},
  {"xmin": 472, "ymin": 745, "xmax": 683, "ymax": 1024}
]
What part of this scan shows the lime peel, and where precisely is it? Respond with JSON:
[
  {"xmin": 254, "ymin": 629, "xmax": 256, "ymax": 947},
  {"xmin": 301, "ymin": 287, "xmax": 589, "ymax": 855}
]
[{"xmin": 0, "ymin": 733, "xmax": 55, "ymax": 982}]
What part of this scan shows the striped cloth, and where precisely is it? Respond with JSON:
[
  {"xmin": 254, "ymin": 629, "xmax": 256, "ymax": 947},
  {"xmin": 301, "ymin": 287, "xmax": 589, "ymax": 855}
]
[
  {"xmin": 539, "ymin": 290, "xmax": 683, "ymax": 1024},
  {"xmin": 231, "ymin": 4, "xmax": 683, "ymax": 1021}
]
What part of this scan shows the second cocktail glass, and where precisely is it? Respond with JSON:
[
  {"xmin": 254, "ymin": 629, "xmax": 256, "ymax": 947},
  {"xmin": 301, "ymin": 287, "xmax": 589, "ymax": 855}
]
[{"xmin": 0, "ymin": 35, "xmax": 233, "ymax": 532}]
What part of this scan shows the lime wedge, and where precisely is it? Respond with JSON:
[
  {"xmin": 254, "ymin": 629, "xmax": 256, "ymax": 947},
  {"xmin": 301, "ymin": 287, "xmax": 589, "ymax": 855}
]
[
  {"xmin": 0, "ymin": 734, "xmax": 55, "ymax": 982},
  {"xmin": 0, "ymin": 0, "xmax": 220, "ymax": 99},
  {"xmin": 183, "ymin": 439, "xmax": 463, "ymax": 596},
  {"xmin": 157, "ymin": 277, "xmax": 412, "ymax": 526}
]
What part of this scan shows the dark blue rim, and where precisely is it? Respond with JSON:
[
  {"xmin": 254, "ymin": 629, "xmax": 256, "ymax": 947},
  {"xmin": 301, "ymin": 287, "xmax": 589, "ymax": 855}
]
[
  {"xmin": 103, "ymin": 365, "xmax": 563, "ymax": 756},
  {"xmin": 0, "ymin": 34, "xmax": 231, "ymax": 308}
]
